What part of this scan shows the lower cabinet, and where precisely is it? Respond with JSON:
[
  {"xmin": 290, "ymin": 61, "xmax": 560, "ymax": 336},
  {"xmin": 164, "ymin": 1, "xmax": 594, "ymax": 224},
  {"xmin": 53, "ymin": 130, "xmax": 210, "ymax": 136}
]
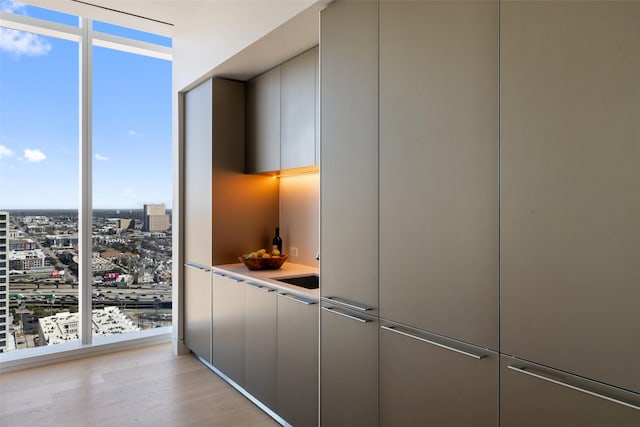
[
  {"xmin": 183, "ymin": 263, "xmax": 212, "ymax": 364},
  {"xmin": 211, "ymin": 272, "xmax": 245, "ymax": 386},
  {"xmin": 277, "ymin": 293, "xmax": 319, "ymax": 427},
  {"xmin": 320, "ymin": 302, "xmax": 378, "ymax": 427},
  {"xmin": 379, "ymin": 322, "xmax": 498, "ymax": 426},
  {"xmin": 501, "ymin": 356, "xmax": 640, "ymax": 426},
  {"xmin": 244, "ymin": 282, "xmax": 277, "ymax": 410}
]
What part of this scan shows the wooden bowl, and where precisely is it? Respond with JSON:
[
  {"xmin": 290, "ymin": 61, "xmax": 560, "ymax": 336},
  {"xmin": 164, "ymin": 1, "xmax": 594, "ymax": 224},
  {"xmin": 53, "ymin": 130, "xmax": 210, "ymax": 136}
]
[{"xmin": 239, "ymin": 254, "xmax": 288, "ymax": 271}]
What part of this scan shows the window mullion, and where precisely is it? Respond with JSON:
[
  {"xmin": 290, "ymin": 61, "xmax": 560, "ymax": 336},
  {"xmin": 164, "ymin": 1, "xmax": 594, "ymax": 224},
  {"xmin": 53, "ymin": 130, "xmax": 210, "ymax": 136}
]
[{"xmin": 78, "ymin": 17, "xmax": 93, "ymax": 345}]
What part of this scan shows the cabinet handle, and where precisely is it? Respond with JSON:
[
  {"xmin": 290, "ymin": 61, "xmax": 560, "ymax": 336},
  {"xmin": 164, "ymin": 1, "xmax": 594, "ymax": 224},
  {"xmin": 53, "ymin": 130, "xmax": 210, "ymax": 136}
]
[
  {"xmin": 246, "ymin": 282, "xmax": 275, "ymax": 292},
  {"xmin": 185, "ymin": 263, "xmax": 210, "ymax": 272},
  {"xmin": 278, "ymin": 293, "xmax": 316, "ymax": 305},
  {"xmin": 323, "ymin": 296, "xmax": 372, "ymax": 312},
  {"xmin": 380, "ymin": 325, "xmax": 486, "ymax": 360},
  {"xmin": 322, "ymin": 306, "xmax": 370, "ymax": 323},
  {"xmin": 507, "ymin": 365, "xmax": 640, "ymax": 411},
  {"xmin": 212, "ymin": 271, "xmax": 226, "ymax": 277}
]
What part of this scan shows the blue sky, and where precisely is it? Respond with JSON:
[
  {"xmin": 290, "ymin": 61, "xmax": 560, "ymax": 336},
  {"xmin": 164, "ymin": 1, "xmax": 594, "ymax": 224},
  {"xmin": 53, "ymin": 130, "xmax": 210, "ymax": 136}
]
[{"xmin": 0, "ymin": 0, "xmax": 172, "ymax": 210}]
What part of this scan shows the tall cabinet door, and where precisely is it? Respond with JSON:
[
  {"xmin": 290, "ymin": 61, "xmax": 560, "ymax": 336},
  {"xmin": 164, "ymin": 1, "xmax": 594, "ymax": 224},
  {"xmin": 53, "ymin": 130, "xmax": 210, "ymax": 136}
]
[
  {"xmin": 320, "ymin": 0, "xmax": 378, "ymax": 312},
  {"xmin": 379, "ymin": 322, "xmax": 498, "ymax": 426},
  {"xmin": 183, "ymin": 79, "xmax": 212, "ymax": 266},
  {"xmin": 501, "ymin": 0, "xmax": 640, "ymax": 393},
  {"xmin": 379, "ymin": 0, "xmax": 499, "ymax": 349}
]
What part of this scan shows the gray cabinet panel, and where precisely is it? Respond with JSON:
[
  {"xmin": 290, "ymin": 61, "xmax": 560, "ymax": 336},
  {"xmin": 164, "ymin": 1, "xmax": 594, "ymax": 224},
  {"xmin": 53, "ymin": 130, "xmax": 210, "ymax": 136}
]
[
  {"xmin": 184, "ymin": 79, "xmax": 212, "ymax": 266},
  {"xmin": 244, "ymin": 282, "xmax": 277, "ymax": 410},
  {"xmin": 320, "ymin": 303, "xmax": 378, "ymax": 427},
  {"xmin": 245, "ymin": 67, "xmax": 280, "ymax": 173},
  {"xmin": 379, "ymin": 322, "xmax": 498, "ymax": 426},
  {"xmin": 183, "ymin": 265, "xmax": 211, "ymax": 363},
  {"xmin": 276, "ymin": 293, "xmax": 318, "ymax": 427},
  {"xmin": 501, "ymin": 0, "xmax": 640, "ymax": 393},
  {"xmin": 320, "ymin": 0, "xmax": 378, "ymax": 312},
  {"xmin": 379, "ymin": 0, "xmax": 499, "ymax": 349},
  {"xmin": 281, "ymin": 47, "xmax": 317, "ymax": 170},
  {"xmin": 501, "ymin": 356, "xmax": 640, "ymax": 426},
  {"xmin": 211, "ymin": 273, "xmax": 245, "ymax": 386}
]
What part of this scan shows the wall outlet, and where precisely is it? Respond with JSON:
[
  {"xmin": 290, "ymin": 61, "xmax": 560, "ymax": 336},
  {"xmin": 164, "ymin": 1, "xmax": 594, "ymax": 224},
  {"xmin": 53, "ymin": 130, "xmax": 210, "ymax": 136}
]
[{"xmin": 290, "ymin": 247, "xmax": 299, "ymax": 257}]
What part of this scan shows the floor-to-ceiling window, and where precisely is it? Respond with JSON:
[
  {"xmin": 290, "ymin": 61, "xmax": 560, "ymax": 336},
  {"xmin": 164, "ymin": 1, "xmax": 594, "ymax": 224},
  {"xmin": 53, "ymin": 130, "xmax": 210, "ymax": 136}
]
[{"xmin": 0, "ymin": 1, "xmax": 172, "ymax": 356}]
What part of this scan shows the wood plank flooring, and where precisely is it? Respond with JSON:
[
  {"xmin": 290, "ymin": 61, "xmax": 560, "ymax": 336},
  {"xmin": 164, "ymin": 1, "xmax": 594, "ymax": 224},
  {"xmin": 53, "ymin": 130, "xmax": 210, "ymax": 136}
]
[{"xmin": 0, "ymin": 343, "xmax": 279, "ymax": 427}]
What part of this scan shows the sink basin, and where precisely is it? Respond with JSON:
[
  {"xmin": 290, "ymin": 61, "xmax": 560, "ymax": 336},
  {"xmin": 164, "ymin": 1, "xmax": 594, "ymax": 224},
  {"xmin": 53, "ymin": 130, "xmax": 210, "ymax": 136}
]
[{"xmin": 274, "ymin": 274, "xmax": 319, "ymax": 290}]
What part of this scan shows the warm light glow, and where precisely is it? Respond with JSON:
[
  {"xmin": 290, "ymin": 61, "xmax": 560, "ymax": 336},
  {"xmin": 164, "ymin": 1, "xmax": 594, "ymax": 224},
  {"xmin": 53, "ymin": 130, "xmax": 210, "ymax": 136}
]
[{"xmin": 275, "ymin": 165, "xmax": 319, "ymax": 178}]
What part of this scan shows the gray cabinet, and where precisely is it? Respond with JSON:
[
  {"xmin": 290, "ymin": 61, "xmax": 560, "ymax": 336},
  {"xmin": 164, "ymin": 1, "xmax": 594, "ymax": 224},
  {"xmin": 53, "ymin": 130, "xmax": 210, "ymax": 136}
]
[
  {"xmin": 320, "ymin": 302, "xmax": 378, "ymax": 427},
  {"xmin": 379, "ymin": 322, "xmax": 498, "ymax": 426},
  {"xmin": 501, "ymin": 356, "xmax": 640, "ymax": 426},
  {"xmin": 183, "ymin": 79, "xmax": 212, "ymax": 267},
  {"xmin": 211, "ymin": 272, "xmax": 245, "ymax": 385},
  {"xmin": 245, "ymin": 67, "xmax": 280, "ymax": 173},
  {"xmin": 183, "ymin": 264, "xmax": 211, "ymax": 363},
  {"xmin": 320, "ymin": 0, "xmax": 378, "ymax": 313},
  {"xmin": 244, "ymin": 282, "xmax": 277, "ymax": 410},
  {"xmin": 280, "ymin": 47, "xmax": 318, "ymax": 170},
  {"xmin": 276, "ymin": 293, "xmax": 318, "ymax": 427},
  {"xmin": 501, "ymin": 0, "xmax": 640, "ymax": 393},
  {"xmin": 379, "ymin": 0, "xmax": 499, "ymax": 350}
]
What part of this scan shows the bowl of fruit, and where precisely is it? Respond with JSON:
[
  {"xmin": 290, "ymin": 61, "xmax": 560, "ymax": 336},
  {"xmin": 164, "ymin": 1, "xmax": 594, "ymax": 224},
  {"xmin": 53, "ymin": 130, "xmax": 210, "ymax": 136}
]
[{"xmin": 239, "ymin": 248, "xmax": 288, "ymax": 270}]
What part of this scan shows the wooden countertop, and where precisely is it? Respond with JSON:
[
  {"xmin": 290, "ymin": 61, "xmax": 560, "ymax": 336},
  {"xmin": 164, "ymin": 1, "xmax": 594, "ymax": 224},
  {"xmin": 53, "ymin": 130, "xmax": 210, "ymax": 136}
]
[{"xmin": 212, "ymin": 262, "xmax": 320, "ymax": 299}]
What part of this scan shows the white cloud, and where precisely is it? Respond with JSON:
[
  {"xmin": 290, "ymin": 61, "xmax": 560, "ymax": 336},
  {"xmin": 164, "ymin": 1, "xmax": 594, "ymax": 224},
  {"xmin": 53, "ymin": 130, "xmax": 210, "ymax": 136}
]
[
  {"xmin": 0, "ymin": 28, "xmax": 52, "ymax": 58},
  {"xmin": 0, "ymin": 144, "xmax": 13, "ymax": 159},
  {"xmin": 1, "ymin": 0, "xmax": 25, "ymax": 14},
  {"xmin": 128, "ymin": 129, "xmax": 142, "ymax": 138},
  {"xmin": 23, "ymin": 148, "xmax": 46, "ymax": 162},
  {"xmin": 1, "ymin": 2, "xmax": 52, "ymax": 57},
  {"xmin": 95, "ymin": 153, "xmax": 110, "ymax": 161}
]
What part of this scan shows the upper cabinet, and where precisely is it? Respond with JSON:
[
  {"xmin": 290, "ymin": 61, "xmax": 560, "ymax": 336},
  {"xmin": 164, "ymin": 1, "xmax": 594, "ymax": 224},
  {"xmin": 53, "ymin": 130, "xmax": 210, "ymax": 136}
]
[
  {"xmin": 245, "ymin": 67, "xmax": 281, "ymax": 173},
  {"xmin": 245, "ymin": 47, "xmax": 318, "ymax": 173},
  {"xmin": 280, "ymin": 47, "xmax": 318, "ymax": 170},
  {"xmin": 378, "ymin": 0, "xmax": 499, "ymax": 350}
]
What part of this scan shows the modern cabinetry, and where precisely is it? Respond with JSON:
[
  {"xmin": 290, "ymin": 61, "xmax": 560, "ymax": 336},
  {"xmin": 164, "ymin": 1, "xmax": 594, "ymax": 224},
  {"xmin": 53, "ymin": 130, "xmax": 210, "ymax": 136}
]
[
  {"xmin": 244, "ymin": 281, "xmax": 277, "ymax": 410},
  {"xmin": 320, "ymin": 0, "xmax": 378, "ymax": 314},
  {"xmin": 183, "ymin": 264, "xmax": 211, "ymax": 364},
  {"xmin": 378, "ymin": 0, "xmax": 499, "ymax": 350},
  {"xmin": 501, "ymin": 0, "xmax": 640, "ymax": 394},
  {"xmin": 276, "ymin": 292, "xmax": 319, "ymax": 427},
  {"xmin": 245, "ymin": 67, "xmax": 280, "ymax": 173},
  {"xmin": 320, "ymin": 302, "xmax": 378, "ymax": 427},
  {"xmin": 379, "ymin": 322, "xmax": 498, "ymax": 426},
  {"xmin": 501, "ymin": 356, "xmax": 640, "ymax": 426},
  {"xmin": 211, "ymin": 272, "xmax": 245, "ymax": 386},
  {"xmin": 184, "ymin": 79, "xmax": 212, "ymax": 267},
  {"xmin": 280, "ymin": 47, "xmax": 318, "ymax": 170}
]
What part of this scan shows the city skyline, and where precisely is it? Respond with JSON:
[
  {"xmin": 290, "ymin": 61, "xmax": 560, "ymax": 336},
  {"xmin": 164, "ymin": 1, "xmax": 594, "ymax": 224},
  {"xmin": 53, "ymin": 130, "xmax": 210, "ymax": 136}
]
[{"xmin": 0, "ymin": 0, "xmax": 172, "ymax": 210}]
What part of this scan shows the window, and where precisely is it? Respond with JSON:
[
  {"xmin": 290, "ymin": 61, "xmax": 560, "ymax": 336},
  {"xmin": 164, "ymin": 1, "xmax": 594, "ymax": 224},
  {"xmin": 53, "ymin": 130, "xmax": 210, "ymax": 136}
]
[{"xmin": 0, "ymin": 1, "xmax": 172, "ymax": 355}]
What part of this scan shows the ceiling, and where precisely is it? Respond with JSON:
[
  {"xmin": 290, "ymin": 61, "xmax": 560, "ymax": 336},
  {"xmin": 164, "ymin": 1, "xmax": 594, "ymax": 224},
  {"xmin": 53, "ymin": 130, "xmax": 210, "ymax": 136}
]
[{"xmin": 22, "ymin": 0, "xmax": 180, "ymax": 35}]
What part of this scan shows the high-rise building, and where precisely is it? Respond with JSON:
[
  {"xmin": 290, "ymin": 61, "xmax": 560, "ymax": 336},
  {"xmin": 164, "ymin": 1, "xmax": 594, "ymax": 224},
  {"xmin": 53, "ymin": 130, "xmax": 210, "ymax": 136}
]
[
  {"xmin": 0, "ymin": 211, "xmax": 9, "ymax": 353},
  {"xmin": 143, "ymin": 203, "xmax": 170, "ymax": 232}
]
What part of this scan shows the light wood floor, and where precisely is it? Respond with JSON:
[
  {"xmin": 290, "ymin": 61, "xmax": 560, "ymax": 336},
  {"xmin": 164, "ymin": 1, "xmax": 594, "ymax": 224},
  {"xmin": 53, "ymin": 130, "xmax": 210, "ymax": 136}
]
[{"xmin": 0, "ymin": 343, "xmax": 279, "ymax": 427}]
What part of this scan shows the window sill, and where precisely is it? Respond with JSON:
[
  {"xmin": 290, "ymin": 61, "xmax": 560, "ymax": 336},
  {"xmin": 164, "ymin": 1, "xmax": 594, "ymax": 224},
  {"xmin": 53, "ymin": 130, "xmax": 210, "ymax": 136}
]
[{"xmin": 0, "ymin": 326, "xmax": 171, "ymax": 373}]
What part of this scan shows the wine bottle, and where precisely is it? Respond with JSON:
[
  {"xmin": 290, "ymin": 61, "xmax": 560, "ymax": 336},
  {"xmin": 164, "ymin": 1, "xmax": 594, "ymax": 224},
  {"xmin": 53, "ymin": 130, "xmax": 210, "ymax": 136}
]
[{"xmin": 272, "ymin": 227, "xmax": 282, "ymax": 253}]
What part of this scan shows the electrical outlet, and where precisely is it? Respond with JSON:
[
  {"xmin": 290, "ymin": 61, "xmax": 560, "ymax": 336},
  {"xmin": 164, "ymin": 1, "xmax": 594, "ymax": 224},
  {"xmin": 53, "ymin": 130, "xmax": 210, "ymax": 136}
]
[{"xmin": 290, "ymin": 247, "xmax": 299, "ymax": 257}]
